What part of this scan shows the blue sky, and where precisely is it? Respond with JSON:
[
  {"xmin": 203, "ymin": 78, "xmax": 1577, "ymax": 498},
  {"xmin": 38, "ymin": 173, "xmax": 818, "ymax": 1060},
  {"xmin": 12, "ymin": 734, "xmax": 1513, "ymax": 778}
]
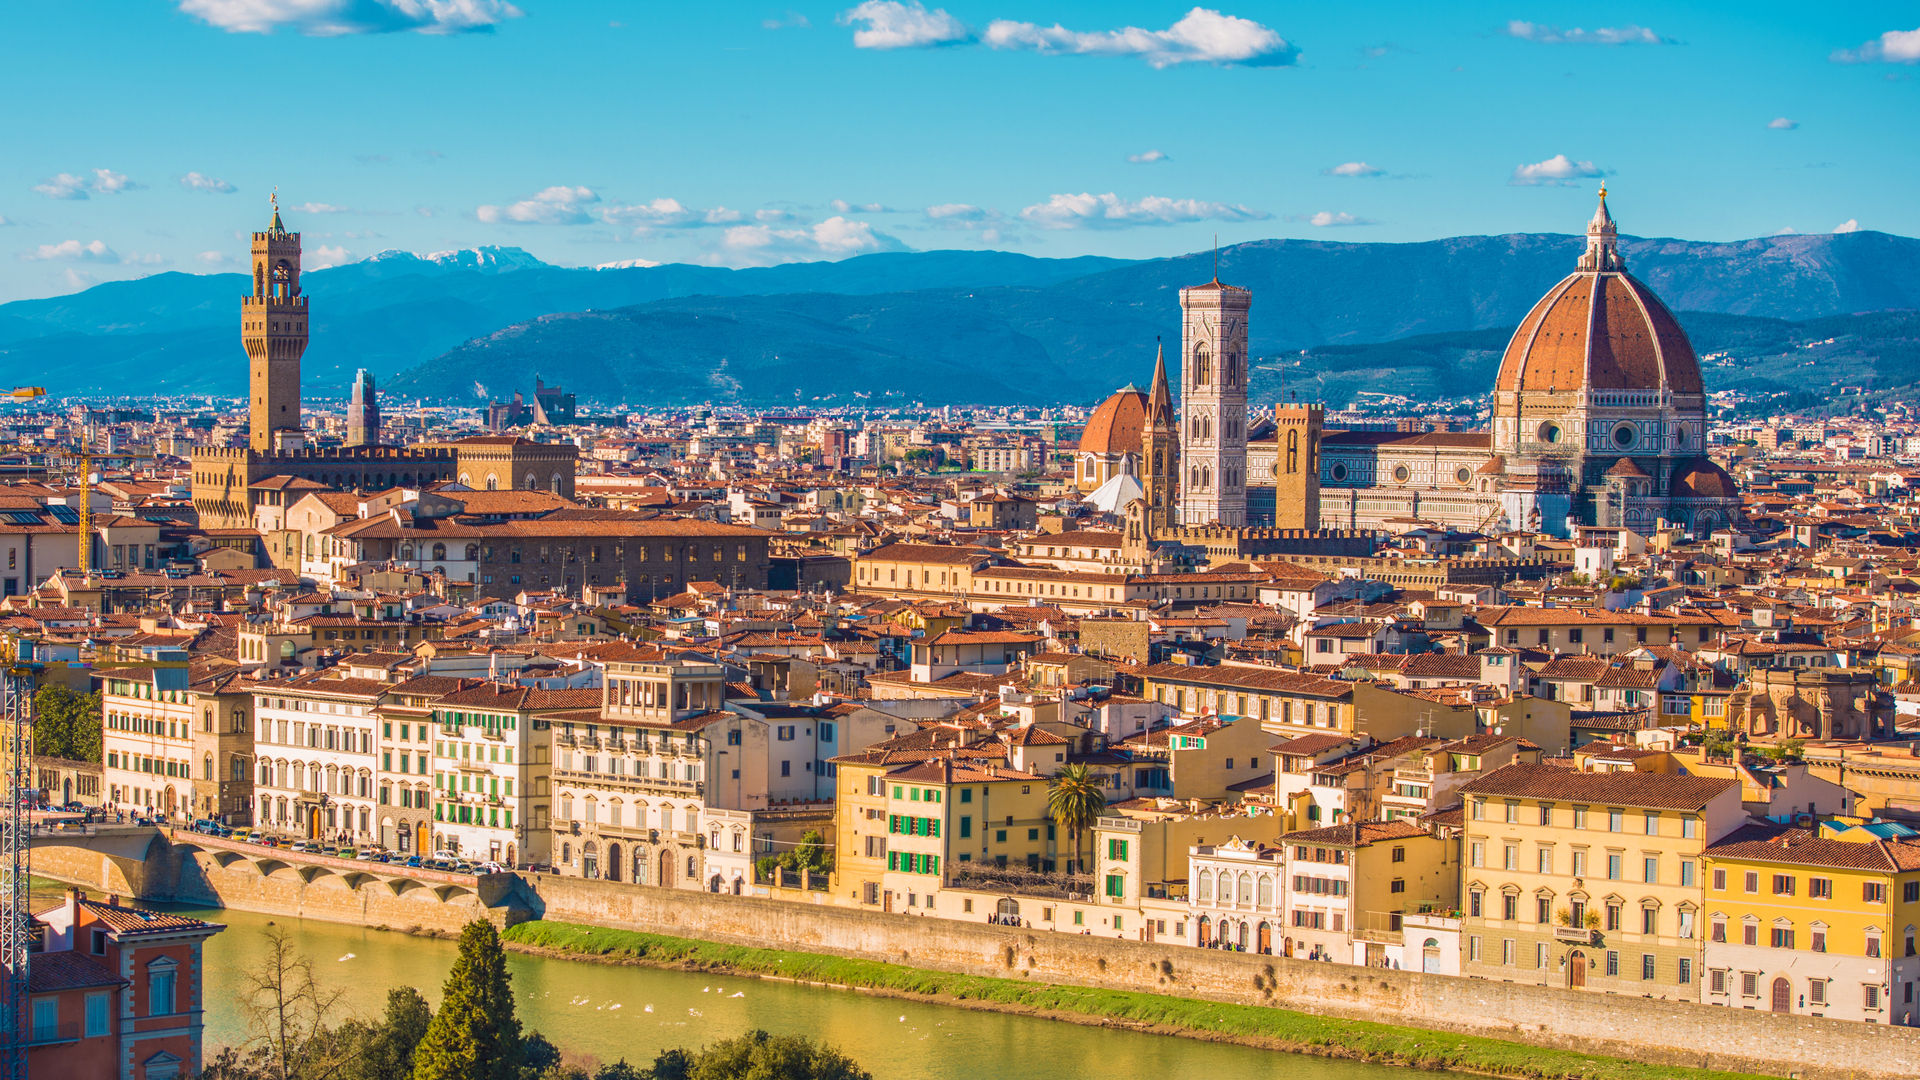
[{"xmin": 2, "ymin": 2, "xmax": 1916, "ymax": 300}]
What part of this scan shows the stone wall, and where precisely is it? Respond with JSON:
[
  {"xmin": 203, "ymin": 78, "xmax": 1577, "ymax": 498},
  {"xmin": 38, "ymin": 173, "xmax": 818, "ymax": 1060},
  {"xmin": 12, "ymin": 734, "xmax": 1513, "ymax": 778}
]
[
  {"xmin": 524, "ymin": 874, "xmax": 1920, "ymax": 1080},
  {"xmin": 36, "ymin": 833, "xmax": 1920, "ymax": 1079}
]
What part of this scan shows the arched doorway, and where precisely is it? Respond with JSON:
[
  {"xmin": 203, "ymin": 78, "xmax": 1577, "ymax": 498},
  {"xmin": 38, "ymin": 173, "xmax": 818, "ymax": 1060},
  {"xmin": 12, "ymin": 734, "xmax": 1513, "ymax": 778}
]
[
  {"xmin": 1771, "ymin": 977, "xmax": 1791, "ymax": 1013},
  {"xmin": 1422, "ymin": 938, "xmax": 1442, "ymax": 973},
  {"xmin": 1257, "ymin": 922, "xmax": 1272, "ymax": 954},
  {"xmin": 582, "ymin": 842, "xmax": 599, "ymax": 879},
  {"xmin": 659, "ymin": 848, "xmax": 675, "ymax": 889},
  {"xmin": 62, "ymin": 777, "xmax": 72, "ymax": 805},
  {"xmin": 709, "ymin": 875, "xmax": 722, "ymax": 893},
  {"xmin": 1196, "ymin": 915, "xmax": 1211, "ymax": 946},
  {"xmin": 1567, "ymin": 951, "xmax": 1587, "ymax": 989},
  {"xmin": 605, "ymin": 843, "xmax": 621, "ymax": 882},
  {"xmin": 415, "ymin": 821, "xmax": 429, "ymax": 854},
  {"xmin": 732, "ymin": 877, "xmax": 743, "ymax": 895}
]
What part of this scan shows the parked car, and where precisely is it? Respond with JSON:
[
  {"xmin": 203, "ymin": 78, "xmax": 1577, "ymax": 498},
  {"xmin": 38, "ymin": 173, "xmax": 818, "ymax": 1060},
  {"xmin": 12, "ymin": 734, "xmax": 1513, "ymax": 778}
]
[
  {"xmin": 230, "ymin": 828, "xmax": 254, "ymax": 844},
  {"xmin": 404, "ymin": 855, "xmax": 423, "ymax": 868}
]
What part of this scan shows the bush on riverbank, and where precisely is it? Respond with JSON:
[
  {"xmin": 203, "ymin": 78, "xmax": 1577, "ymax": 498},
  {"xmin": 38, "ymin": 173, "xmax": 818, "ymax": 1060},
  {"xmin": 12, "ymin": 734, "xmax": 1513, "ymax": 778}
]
[{"xmin": 502, "ymin": 920, "xmax": 1785, "ymax": 1080}]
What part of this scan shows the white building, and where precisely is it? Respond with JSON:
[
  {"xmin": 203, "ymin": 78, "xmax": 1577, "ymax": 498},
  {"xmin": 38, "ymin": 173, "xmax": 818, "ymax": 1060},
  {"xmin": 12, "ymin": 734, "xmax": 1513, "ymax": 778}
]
[
  {"xmin": 1188, "ymin": 835, "xmax": 1286, "ymax": 953},
  {"xmin": 250, "ymin": 672, "xmax": 384, "ymax": 842},
  {"xmin": 428, "ymin": 682, "xmax": 585, "ymax": 865}
]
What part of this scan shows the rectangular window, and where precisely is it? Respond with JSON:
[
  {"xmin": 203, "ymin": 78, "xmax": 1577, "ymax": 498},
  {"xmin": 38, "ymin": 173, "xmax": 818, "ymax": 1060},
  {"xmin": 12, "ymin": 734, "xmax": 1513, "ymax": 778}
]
[
  {"xmin": 1742, "ymin": 972, "xmax": 1759, "ymax": 998},
  {"xmin": 1608, "ymin": 809, "xmax": 1623, "ymax": 833},
  {"xmin": 1812, "ymin": 929, "xmax": 1826, "ymax": 953},
  {"xmin": 1772, "ymin": 874, "xmax": 1795, "ymax": 896},
  {"xmin": 1743, "ymin": 922, "xmax": 1758, "ymax": 946},
  {"xmin": 1809, "ymin": 877, "xmax": 1832, "ymax": 899},
  {"xmin": 149, "ymin": 967, "xmax": 177, "ymax": 1016},
  {"xmin": 1642, "ymin": 907, "xmax": 1658, "ymax": 935},
  {"xmin": 1108, "ymin": 839, "xmax": 1129, "ymax": 861},
  {"xmin": 1468, "ymin": 936, "xmax": 1481, "ymax": 962},
  {"xmin": 1501, "ymin": 939, "xmax": 1514, "ymax": 966},
  {"xmin": 1606, "ymin": 951, "xmax": 1619, "ymax": 977},
  {"xmin": 1644, "ymin": 813, "xmax": 1659, "ymax": 836},
  {"xmin": 1744, "ymin": 871, "xmax": 1759, "ymax": 894},
  {"xmin": 84, "ymin": 991, "xmax": 110, "ymax": 1036},
  {"xmin": 1864, "ymin": 882, "xmax": 1888, "ymax": 904},
  {"xmin": 1710, "ymin": 969, "xmax": 1727, "ymax": 995},
  {"xmin": 1641, "ymin": 954, "xmax": 1655, "ymax": 981},
  {"xmin": 1644, "ymin": 856, "xmax": 1659, "ymax": 884},
  {"xmin": 1607, "ymin": 854, "xmax": 1622, "ymax": 880},
  {"xmin": 1677, "ymin": 958, "xmax": 1692, "ymax": 985},
  {"xmin": 1810, "ymin": 979, "xmax": 1827, "ymax": 1005},
  {"xmin": 1680, "ymin": 860, "xmax": 1695, "ymax": 888},
  {"xmin": 1771, "ymin": 927, "xmax": 1795, "ymax": 949}
]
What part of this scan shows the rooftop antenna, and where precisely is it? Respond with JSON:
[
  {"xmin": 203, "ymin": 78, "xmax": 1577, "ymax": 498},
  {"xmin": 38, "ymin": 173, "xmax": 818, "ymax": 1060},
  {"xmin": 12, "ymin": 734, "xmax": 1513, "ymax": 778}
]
[{"xmin": 1212, "ymin": 233, "xmax": 1219, "ymax": 283}]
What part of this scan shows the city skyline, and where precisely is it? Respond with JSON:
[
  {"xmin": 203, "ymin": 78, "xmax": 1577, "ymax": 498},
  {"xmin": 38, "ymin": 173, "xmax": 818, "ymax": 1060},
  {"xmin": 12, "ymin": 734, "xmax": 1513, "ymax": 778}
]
[{"xmin": 3, "ymin": 2, "xmax": 1918, "ymax": 300}]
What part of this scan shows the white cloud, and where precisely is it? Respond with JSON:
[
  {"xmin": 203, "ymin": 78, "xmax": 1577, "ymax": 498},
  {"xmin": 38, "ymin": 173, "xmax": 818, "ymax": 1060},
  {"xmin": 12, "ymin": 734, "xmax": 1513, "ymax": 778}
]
[
  {"xmin": 1767, "ymin": 117, "xmax": 1799, "ymax": 130},
  {"xmin": 1770, "ymin": 227, "xmax": 1798, "ymax": 236},
  {"xmin": 763, "ymin": 11, "xmax": 810, "ymax": 30},
  {"xmin": 1302, "ymin": 211, "xmax": 1374, "ymax": 227},
  {"xmin": 475, "ymin": 185, "xmax": 600, "ymax": 225},
  {"xmin": 23, "ymin": 239, "xmax": 120, "ymax": 262},
  {"xmin": 1831, "ymin": 27, "xmax": 1920, "ymax": 64},
  {"xmin": 1019, "ymin": 192, "xmax": 1267, "ymax": 229},
  {"xmin": 34, "ymin": 168, "xmax": 140, "ymax": 200},
  {"xmin": 719, "ymin": 216, "xmax": 907, "ymax": 265},
  {"xmin": 1128, "ymin": 150, "xmax": 1169, "ymax": 164},
  {"xmin": 1510, "ymin": 154, "xmax": 1605, "ymax": 186},
  {"xmin": 595, "ymin": 257, "xmax": 662, "ymax": 269},
  {"xmin": 198, "ymin": 250, "xmax": 229, "ymax": 264},
  {"xmin": 307, "ymin": 244, "xmax": 355, "ymax": 268},
  {"xmin": 925, "ymin": 203, "xmax": 992, "ymax": 220},
  {"xmin": 1324, "ymin": 161, "xmax": 1383, "ymax": 178},
  {"xmin": 179, "ymin": 171, "xmax": 237, "ymax": 193},
  {"xmin": 177, "ymin": 0, "xmax": 522, "ymax": 36},
  {"xmin": 89, "ymin": 168, "xmax": 138, "ymax": 194},
  {"xmin": 291, "ymin": 201, "xmax": 351, "ymax": 214},
  {"xmin": 829, "ymin": 199, "xmax": 891, "ymax": 213},
  {"xmin": 840, "ymin": 1, "xmax": 971, "ymax": 49},
  {"xmin": 1834, "ymin": 219, "xmax": 1861, "ymax": 234},
  {"xmin": 601, "ymin": 197, "xmax": 743, "ymax": 230},
  {"xmin": 0, "ymin": 216, "xmax": 10, "ymax": 227},
  {"xmin": 984, "ymin": 7, "xmax": 1297, "ymax": 68},
  {"xmin": 1504, "ymin": 20, "xmax": 1672, "ymax": 45}
]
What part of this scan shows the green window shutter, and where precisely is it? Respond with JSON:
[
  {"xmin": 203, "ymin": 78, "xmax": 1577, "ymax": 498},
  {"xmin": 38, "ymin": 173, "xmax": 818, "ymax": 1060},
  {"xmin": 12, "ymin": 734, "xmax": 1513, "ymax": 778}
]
[
  {"xmin": 930, "ymin": 818, "xmax": 940, "ymax": 838},
  {"xmin": 1106, "ymin": 875, "xmax": 1124, "ymax": 898}
]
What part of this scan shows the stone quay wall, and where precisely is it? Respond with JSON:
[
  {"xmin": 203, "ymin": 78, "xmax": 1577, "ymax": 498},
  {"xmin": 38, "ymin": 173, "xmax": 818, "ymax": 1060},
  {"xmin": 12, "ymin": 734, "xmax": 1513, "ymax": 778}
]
[
  {"xmin": 35, "ymin": 833, "xmax": 1920, "ymax": 1080},
  {"xmin": 526, "ymin": 873, "xmax": 1919, "ymax": 1080}
]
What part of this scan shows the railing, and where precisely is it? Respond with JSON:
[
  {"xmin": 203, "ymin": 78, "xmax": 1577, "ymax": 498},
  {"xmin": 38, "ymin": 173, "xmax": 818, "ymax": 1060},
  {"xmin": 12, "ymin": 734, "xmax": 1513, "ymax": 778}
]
[
  {"xmin": 28, "ymin": 1022, "xmax": 81, "ymax": 1046},
  {"xmin": 1553, "ymin": 925, "xmax": 1598, "ymax": 944}
]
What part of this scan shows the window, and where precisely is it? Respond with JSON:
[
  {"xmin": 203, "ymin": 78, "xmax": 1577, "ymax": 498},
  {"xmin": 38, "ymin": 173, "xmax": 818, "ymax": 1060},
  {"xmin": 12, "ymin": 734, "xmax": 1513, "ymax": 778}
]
[
  {"xmin": 85, "ymin": 991, "xmax": 110, "ymax": 1036},
  {"xmin": 1536, "ymin": 896, "xmax": 1551, "ymax": 923},
  {"xmin": 1710, "ymin": 968, "xmax": 1727, "ymax": 995},
  {"xmin": 1741, "ymin": 972, "xmax": 1759, "ymax": 998},
  {"xmin": 1865, "ymin": 984, "xmax": 1882, "ymax": 1011},
  {"xmin": 30, "ymin": 998, "xmax": 56, "ymax": 1043},
  {"xmin": 1644, "ymin": 813, "xmax": 1659, "ymax": 836},
  {"xmin": 1605, "ymin": 951, "xmax": 1619, "ymax": 977},
  {"xmin": 1772, "ymin": 874, "xmax": 1796, "ymax": 896},
  {"xmin": 1108, "ymin": 839, "xmax": 1129, "ymax": 861},
  {"xmin": 1607, "ymin": 809, "xmax": 1623, "ymax": 833},
  {"xmin": 1644, "ymin": 856, "xmax": 1659, "ymax": 884},
  {"xmin": 148, "ymin": 959, "xmax": 178, "ymax": 1016},
  {"xmin": 1537, "ymin": 848, "xmax": 1552, "ymax": 874},
  {"xmin": 1710, "ymin": 917, "xmax": 1727, "ymax": 943},
  {"xmin": 1867, "ymin": 934, "xmax": 1882, "ymax": 959},
  {"xmin": 1809, "ymin": 877, "xmax": 1832, "ymax": 899},
  {"xmin": 1677, "ymin": 957, "xmax": 1692, "ymax": 985},
  {"xmin": 1641, "ymin": 906, "xmax": 1659, "ymax": 935},
  {"xmin": 1864, "ymin": 882, "xmax": 1888, "ymax": 904},
  {"xmin": 1811, "ymin": 928, "xmax": 1827, "ymax": 953},
  {"xmin": 1809, "ymin": 979, "xmax": 1827, "ymax": 1006},
  {"xmin": 1744, "ymin": 871, "xmax": 1759, "ymax": 894},
  {"xmin": 1641, "ymin": 954, "xmax": 1655, "ymax": 981},
  {"xmin": 1607, "ymin": 854, "xmax": 1622, "ymax": 880},
  {"xmin": 1742, "ymin": 921, "xmax": 1758, "ymax": 946}
]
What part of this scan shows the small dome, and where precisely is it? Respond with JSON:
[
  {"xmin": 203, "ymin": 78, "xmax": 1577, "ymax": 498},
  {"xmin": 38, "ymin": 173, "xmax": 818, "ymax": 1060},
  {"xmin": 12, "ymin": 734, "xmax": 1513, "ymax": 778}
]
[
  {"xmin": 1494, "ymin": 192, "xmax": 1702, "ymax": 397},
  {"xmin": 1079, "ymin": 387, "xmax": 1150, "ymax": 457},
  {"xmin": 1670, "ymin": 458, "xmax": 1738, "ymax": 500}
]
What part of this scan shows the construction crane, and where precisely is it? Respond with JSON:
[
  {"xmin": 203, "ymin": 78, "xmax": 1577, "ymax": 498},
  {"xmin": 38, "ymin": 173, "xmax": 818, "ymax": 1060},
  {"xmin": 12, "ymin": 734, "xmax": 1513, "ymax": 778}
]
[
  {"xmin": 2, "ymin": 389, "xmax": 44, "ymax": 403},
  {"xmin": 0, "ymin": 644, "xmax": 38, "ymax": 1080}
]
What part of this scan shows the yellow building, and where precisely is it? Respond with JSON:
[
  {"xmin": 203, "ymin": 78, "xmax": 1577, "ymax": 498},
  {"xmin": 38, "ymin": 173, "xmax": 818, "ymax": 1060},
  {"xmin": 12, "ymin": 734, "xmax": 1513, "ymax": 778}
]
[
  {"xmin": 851, "ymin": 543, "xmax": 993, "ymax": 601},
  {"xmin": 1274, "ymin": 819, "xmax": 1457, "ymax": 964},
  {"xmin": 881, "ymin": 759, "xmax": 1054, "ymax": 915},
  {"xmin": 1702, "ymin": 824, "xmax": 1920, "ymax": 1024},
  {"xmin": 1457, "ymin": 763, "xmax": 1745, "ymax": 1000}
]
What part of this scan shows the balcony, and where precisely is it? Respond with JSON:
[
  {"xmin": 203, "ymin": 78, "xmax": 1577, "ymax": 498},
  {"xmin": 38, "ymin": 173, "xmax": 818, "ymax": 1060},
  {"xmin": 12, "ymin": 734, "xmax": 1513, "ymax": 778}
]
[{"xmin": 1553, "ymin": 925, "xmax": 1597, "ymax": 945}]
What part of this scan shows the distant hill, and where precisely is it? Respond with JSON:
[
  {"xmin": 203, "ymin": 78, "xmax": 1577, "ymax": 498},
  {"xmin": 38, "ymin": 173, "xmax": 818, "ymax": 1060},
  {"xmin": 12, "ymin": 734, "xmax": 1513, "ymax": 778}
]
[{"xmin": 7, "ymin": 230, "xmax": 1920, "ymax": 406}]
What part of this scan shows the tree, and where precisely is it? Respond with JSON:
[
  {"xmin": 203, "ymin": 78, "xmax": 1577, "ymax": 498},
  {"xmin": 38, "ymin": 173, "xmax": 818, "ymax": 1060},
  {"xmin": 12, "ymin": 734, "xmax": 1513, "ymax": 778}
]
[
  {"xmin": 345, "ymin": 987, "xmax": 433, "ymax": 1080},
  {"xmin": 673, "ymin": 1031, "xmax": 870, "ymax": 1080},
  {"xmin": 236, "ymin": 925, "xmax": 358, "ymax": 1080},
  {"xmin": 31, "ymin": 683, "xmax": 102, "ymax": 763},
  {"xmin": 1046, "ymin": 763, "xmax": 1107, "ymax": 876},
  {"xmin": 411, "ymin": 920, "xmax": 523, "ymax": 1080}
]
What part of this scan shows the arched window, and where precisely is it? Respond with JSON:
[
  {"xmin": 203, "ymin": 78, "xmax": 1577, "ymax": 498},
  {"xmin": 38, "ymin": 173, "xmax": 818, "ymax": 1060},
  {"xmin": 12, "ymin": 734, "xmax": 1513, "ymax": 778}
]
[
  {"xmin": 1193, "ymin": 343, "xmax": 1211, "ymax": 386},
  {"xmin": 465, "ymin": 544, "xmax": 479, "ymax": 560},
  {"xmin": 431, "ymin": 542, "xmax": 446, "ymax": 560},
  {"xmin": 1257, "ymin": 875, "xmax": 1273, "ymax": 907},
  {"xmin": 552, "ymin": 472, "xmax": 563, "ymax": 492},
  {"xmin": 1237, "ymin": 872, "xmax": 1253, "ymax": 904},
  {"xmin": 1196, "ymin": 872, "xmax": 1212, "ymax": 902},
  {"xmin": 525, "ymin": 472, "xmax": 537, "ymax": 489}
]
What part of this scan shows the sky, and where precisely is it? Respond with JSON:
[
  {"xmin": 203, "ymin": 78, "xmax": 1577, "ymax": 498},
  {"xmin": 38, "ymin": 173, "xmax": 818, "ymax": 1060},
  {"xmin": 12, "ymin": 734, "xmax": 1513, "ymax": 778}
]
[{"xmin": 2, "ymin": 2, "xmax": 1917, "ymax": 301}]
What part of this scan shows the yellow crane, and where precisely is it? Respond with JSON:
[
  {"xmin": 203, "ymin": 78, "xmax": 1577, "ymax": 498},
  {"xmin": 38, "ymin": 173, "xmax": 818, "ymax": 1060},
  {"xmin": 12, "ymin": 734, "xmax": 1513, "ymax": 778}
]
[{"xmin": 0, "ymin": 384, "xmax": 93, "ymax": 574}]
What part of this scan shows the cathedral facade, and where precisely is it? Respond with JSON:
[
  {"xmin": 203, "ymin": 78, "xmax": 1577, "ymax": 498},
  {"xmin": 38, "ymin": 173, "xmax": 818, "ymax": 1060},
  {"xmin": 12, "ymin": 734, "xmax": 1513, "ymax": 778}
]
[{"xmin": 1083, "ymin": 190, "xmax": 1740, "ymax": 541}]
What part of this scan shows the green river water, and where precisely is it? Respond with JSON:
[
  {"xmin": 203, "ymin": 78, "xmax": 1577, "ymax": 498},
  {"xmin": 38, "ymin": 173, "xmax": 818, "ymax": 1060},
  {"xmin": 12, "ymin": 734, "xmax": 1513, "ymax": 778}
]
[{"xmin": 177, "ymin": 904, "xmax": 1420, "ymax": 1079}]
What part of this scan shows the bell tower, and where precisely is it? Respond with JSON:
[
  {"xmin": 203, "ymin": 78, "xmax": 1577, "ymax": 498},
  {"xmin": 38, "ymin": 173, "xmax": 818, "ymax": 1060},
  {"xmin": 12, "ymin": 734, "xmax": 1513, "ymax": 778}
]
[
  {"xmin": 1141, "ymin": 339, "xmax": 1179, "ymax": 537},
  {"xmin": 1178, "ymin": 275, "xmax": 1251, "ymax": 526},
  {"xmin": 244, "ymin": 193, "xmax": 307, "ymax": 452}
]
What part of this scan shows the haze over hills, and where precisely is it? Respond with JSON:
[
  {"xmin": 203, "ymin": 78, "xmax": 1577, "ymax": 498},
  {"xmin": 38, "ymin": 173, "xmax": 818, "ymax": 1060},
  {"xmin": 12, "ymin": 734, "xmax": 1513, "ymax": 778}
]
[{"xmin": 5, "ymin": 231, "xmax": 1919, "ymax": 407}]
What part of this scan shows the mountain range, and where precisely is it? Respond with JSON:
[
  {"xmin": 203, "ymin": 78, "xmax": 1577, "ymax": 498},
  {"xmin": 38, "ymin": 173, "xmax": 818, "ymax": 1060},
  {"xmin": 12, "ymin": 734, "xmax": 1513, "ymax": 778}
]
[{"xmin": 4, "ymin": 231, "xmax": 1918, "ymax": 407}]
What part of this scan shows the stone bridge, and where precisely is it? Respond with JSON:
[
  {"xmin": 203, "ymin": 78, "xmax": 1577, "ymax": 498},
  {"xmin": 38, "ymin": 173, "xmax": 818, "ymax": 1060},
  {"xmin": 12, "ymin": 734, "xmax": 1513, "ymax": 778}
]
[{"xmin": 28, "ymin": 827, "xmax": 529, "ymax": 933}]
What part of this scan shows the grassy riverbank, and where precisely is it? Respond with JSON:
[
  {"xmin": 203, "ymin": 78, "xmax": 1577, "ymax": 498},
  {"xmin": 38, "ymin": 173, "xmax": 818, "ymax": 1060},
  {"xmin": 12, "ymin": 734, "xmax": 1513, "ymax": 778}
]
[{"xmin": 501, "ymin": 920, "xmax": 1783, "ymax": 1080}]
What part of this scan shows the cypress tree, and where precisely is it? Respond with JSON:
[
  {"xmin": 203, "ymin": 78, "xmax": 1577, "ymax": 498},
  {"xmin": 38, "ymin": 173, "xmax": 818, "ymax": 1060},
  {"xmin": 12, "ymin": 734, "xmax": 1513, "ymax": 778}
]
[
  {"xmin": 410, "ymin": 921, "xmax": 523, "ymax": 1080},
  {"xmin": 350, "ymin": 986, "xmax": 433, "ymax": 1080}
]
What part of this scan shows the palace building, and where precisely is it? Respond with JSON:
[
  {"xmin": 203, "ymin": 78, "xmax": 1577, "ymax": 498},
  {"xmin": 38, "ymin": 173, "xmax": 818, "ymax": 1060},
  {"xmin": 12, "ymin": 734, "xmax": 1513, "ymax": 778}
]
[
  {"xmin": 190, "ymin": 198, "xmax": 576, "ymax": 530},
  {"xmin": 1081, "ymin": 189, "xmax": 1740, "ymax": 542}
]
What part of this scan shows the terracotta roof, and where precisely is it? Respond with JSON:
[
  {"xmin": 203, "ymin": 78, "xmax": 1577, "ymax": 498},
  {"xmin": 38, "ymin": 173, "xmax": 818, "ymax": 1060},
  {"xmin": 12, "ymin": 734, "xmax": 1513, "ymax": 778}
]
[
  {"xmin": 1705, "ymin": 824, "xmax": 1920, "ymax": 872},
  {"xmin": 1494, "ymin": 264, "xmax": 1702, "ymax": 396},
  {"xmin": 1079, "ymin": 387, "xmax": 1149, "ymax": 458},
  {"xmin": 72, "ymin": 899, "xmax": 222, "ymax": 936},
  {"xmin": 27, "ymin": 950, "xmax": 126, "ymax": 993},
  {"xmin": 1279, "ymin": 819, "xmax": 1428, "ymax": 846},
  {"xmin": 1459, "ymin": 762, "xmax": 1736, "ymax": 811}
]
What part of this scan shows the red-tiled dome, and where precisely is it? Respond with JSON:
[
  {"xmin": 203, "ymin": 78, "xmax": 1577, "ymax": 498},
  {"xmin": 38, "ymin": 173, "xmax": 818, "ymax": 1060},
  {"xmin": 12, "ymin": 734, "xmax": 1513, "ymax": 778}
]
[
  {"xmin": 1079, "ymin": 386, "xmax": 1149, "ymax": 457},
  {"xmin": 1670, "ymin": 458, "xmax": 1738, "ymax": 500},
  {"xmin": 1494, "ymin": 193, "xmax": 1702, "ymax": 397}
]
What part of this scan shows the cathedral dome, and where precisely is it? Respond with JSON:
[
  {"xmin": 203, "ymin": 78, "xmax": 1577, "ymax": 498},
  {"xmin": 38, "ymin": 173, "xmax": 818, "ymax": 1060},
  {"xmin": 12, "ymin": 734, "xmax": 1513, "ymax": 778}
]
[
  {"xmin": 1494, "ymin": 191, "xmax": 1702, "ymax": 397},
  {"xmin": 1079, "ymin": 385, "xmax": 1150, "ymax": 457}
]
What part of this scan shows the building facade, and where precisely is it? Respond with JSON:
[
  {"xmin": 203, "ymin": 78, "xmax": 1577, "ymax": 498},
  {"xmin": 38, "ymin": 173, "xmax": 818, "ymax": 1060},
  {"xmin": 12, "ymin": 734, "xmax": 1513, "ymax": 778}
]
[{"xmin": 1178, "ymin": 279, "xmax": 1252, "ymax": 526}]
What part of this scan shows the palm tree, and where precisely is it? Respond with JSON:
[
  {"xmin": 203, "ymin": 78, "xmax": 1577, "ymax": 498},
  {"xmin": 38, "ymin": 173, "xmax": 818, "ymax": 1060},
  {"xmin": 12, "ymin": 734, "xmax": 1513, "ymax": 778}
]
[{"xmin": 1046, "ymin": 763, "xmax": 1107, "ymax": 876}]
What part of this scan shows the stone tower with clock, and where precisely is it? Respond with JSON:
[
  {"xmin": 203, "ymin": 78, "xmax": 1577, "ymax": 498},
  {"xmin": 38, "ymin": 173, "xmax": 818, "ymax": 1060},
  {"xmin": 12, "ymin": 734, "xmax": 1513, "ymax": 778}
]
[
  {"xmin": 245, "ymin": 194, "xmax": 308, "ymax": 452},
  {"xmin": 1178, "ymin": 276, "xmax": 1252, "ymax": 526}
]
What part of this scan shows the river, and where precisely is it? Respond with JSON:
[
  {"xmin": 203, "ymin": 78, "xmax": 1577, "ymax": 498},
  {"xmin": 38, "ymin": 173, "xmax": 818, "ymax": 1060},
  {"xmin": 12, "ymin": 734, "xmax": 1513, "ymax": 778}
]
[{"xmin": 178, "ymin": 904, "xmax": 1417, "ymax": 1080}]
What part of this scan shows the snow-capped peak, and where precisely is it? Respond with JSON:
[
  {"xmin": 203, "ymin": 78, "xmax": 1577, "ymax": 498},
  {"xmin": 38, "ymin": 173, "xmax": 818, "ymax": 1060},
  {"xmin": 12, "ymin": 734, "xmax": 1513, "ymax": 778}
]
[{"xmin": 362, "ymin": 246, "xmax": 549, "ymax": 273}]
